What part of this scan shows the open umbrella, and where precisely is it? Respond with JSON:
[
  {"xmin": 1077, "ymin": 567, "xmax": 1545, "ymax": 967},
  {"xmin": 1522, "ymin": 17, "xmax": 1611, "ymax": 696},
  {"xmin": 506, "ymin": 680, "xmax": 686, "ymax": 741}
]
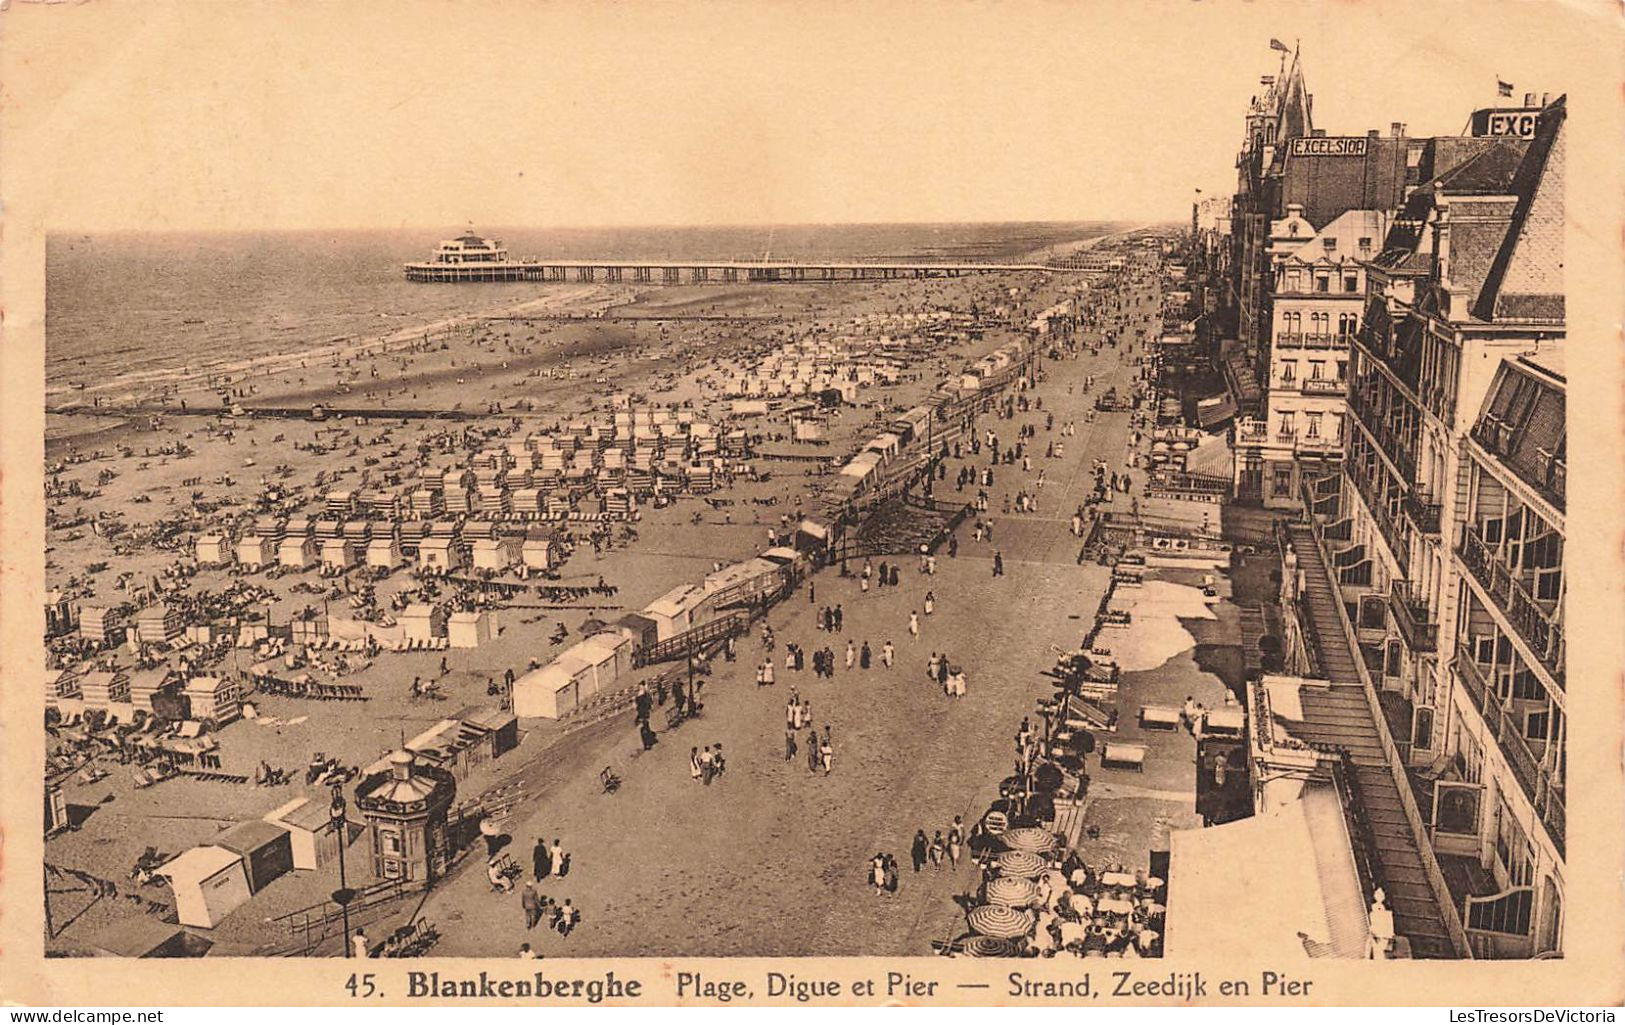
[
  {"xmin": 1002, "ymin": 826, "xmax": 1060, "ymax": 854},
  {"xmin": 995, "ymin": 850, "xmax": 1048, "ymax": 878},
  {"xmin": 961, "ymin": 935, "xmax": 1016, "ymax": 958},
  {"xmin": 985, "ymin": 875, "xmax": 1041, "ymax": 908},
  {"xmin": 967, "ymin": 903, "xmax": 1035, "ymax": 940}
]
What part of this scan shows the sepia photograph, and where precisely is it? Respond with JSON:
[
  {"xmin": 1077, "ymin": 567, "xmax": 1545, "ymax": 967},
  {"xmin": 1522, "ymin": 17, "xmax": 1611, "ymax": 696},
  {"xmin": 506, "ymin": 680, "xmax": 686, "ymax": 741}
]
[{"xmin": 2, "ymin": 0, "xmax": 1621, "ymax": 1009}]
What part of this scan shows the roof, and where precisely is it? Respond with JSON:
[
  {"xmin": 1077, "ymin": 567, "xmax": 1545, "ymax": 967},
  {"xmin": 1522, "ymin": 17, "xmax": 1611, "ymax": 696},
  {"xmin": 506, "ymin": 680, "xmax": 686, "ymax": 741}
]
[
  {"xmin": 184, "ymin": 676, "xmax": 228, "ymax": 694},
  {"xmin": 266, "ymin": 796, "xmax": 335, "ymax": 832},
  {"xmin": 459, "ymin": 706, "xmax": 516, "ymax": 732},
  {"xmin": 1165, "ymin": 786, "xmax": 1367, "ymax": 959},
  {"xmin": 160, "ymin": 845, "xmax": 243, "ymax": 885},
  {"xmin": 1473, "ymin": 96, "xmax": 1566, "ymax": 324},
  {"xmin": 214, "ymin": 818, "xmax": 290, "ymax": 856},
  {"xmin": 644, "ymin": 584, "xmax": 703, "ymax": 619}
]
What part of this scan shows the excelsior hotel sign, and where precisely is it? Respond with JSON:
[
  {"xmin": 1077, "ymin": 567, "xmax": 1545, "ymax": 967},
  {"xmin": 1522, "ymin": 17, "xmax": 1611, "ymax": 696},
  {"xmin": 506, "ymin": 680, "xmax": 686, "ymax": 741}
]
[{"xmin": 1288, "ymin": 137, "xmax": 1369, "ymax": 157}]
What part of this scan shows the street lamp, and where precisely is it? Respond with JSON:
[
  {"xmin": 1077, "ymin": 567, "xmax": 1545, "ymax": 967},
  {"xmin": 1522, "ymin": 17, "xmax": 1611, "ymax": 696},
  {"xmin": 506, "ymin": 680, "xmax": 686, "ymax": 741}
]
[{"xmin": 330, "ymin": 785, "xmax": 355, "ymax": 957}]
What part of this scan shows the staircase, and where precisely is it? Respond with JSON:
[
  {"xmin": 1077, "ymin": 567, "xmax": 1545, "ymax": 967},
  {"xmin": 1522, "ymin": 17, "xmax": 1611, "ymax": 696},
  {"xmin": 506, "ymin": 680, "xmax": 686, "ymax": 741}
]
[
  {"xmin": 633, "ymin": 611, "xmax": 748, "ymax": 667},
  {"xmin": 1286, "ymin": 523, "xmax": 1462, "ymax": 959}
]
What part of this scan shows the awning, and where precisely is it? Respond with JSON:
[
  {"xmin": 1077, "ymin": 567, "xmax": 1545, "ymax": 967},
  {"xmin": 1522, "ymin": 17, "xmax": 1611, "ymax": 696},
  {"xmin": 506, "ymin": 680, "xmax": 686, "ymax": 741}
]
[{"xmin": 1165, "ymin": 787, "xmax": 1368, "ymax": 960}]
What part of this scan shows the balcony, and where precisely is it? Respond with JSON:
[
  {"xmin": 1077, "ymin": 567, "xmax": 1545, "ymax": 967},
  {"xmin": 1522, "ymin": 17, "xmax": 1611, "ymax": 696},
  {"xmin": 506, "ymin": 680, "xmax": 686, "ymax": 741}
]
[
  {"xmin": 1235, "ymin": 418, "xmax": 1268, "ymax": 444},
  {"xmin": 1453, "ymin": 644, "xmax": 1566, "ymax": 856},
  {"xmin": 1275, "ymin": 331, "xmax": 1353, "ymax": 351},
  {"xmin": 1457, "ymin": 526, "xmax": 1565, "ymax": 685},
  {"xmin": 1389, "ymin": 581, "xmax": 1438, "ymax": 652},
  {"xmin": 1300, "ymin": 377, "xmax": 1347, "ymax": 395},
  {"xmin": 1403, "ymin": 489, "xmax": 1442, "ymax": 535}
]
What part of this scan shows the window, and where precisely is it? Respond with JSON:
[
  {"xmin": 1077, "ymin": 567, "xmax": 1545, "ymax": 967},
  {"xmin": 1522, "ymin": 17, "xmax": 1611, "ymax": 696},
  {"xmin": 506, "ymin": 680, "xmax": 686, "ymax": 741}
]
[
  {"xmin": 1272, "ymin": 467, "xmax": 1293, "ymax": 494},
  {"xmin": 1315, "ymin": 274, "xmax": 1330, "ymax": 292},
  {"xmin": 1336, "ymin": 360, "xmax": 1348, "ymax": 381},
  {"xmin": 1344, "ymin": 274, "xmax": 1359, "ymax": 293},
  {"xmin": 1358, "ymin": 236, "xmax": 1374, "ymax": 251},
  {"xmin": 1434, "ymin": 780, "xmax": 1481, "ymax": 835},
  {"xmin": 1306, "ymin": 412, "xmax": 1323, "ymax": 437},
  {"xmin": 381, "ymin": 830, "xmax": 403, "ymax": 855},
  {"xmin": 1279, "ymin": 361, "xmax": 1296, "ymax": 382},
  {"xmin": 1414, "ymin": 706, "xmax": 1435, "ymax": 750},
  {"xmin": 1309, "ymin": 360, "xmax": 1326, "ymax": 380},
  {"xmin": 1495, "ymin": 796, "xmax": 1534, "ymax": 887},
  {"xmin": 1279, "ymin": 411, "xmax": 1296, "ymax": 435},
  {"xmin": 1525, "ymin": 709, "xmax": 1550, "ymax": 741},
  {"xmin": 1323, "ymin": 237, "xmax": 1337, "ymax": 251}
]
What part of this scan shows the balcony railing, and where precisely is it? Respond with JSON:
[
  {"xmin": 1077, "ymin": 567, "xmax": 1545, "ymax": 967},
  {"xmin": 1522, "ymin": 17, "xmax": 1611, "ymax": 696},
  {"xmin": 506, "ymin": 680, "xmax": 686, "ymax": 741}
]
[
  {"xmin": 1453, "ymin": 644, "xmax": 1566, "ymax": 856},
  {"xmin": 1390, "ymin": 581, "xmax": 1438, "ymax": 652},
  {"xmin": 1275, "ymin": 331, "xmax": 1353, "ymax": 351},
  {"xmin": 1235, "ymin": 418, "xmax": 1268, "ymax": 443},
  {"xmin": 1457, "ymin": 526, "xmax": 1565, "ymax": 685},
  {"xmin": 1403, "ymin": 489, "xmax": 1442, "ymax": 535},
  {"xmin": 1347, "ymin": 457, "xmax": 1410, "ymax": 577}
]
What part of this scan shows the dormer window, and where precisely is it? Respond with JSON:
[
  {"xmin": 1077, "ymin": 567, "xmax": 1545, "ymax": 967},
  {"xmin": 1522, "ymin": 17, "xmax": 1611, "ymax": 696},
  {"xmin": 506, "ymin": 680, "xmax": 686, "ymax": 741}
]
[
  {"xmin": 1358, "ymin": 237, "xmax": 1373, "ymax": 250},
  {"xmin": 1323, "ymin": 238, "xmax": 1337, "ymax": 250}
]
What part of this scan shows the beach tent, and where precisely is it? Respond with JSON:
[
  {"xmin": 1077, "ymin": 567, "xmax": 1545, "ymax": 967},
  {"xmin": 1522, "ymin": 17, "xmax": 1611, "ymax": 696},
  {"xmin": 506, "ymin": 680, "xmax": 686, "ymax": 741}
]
[
  {"xmin": 447, "ymin": 610, "xmax": 494, "ymax": 649},
  {"xmin": 521, "ymin": 535, "xmax": 557, "ymax": 572},
  {"xmin": 470, "ymin": 537, "xmax": 518, "ymax": 573},
  {"xmin": 512, "ymin": 653, "xmax": 593, "ymax": 719},
  {"xmin": 642, "ymin": 583, "xmax": 706, "ymax": 641},
  {"xmin": 400, "ymin": 604, "xmax": 446, "ymax": 644},
  {"xmin": 320, "ymin": 538, "xmax": 358, "ymax": 572},
  {"xmin": 161, "ymin": 846, "xmax": 251, "ymax": 929},
  {"xmin": 214, "ymin": 819, "xmax": 294, "ymax": 894},
  {"xmin": 277, "ymin": 536, "xmax": 317, "ymax": 570},
  {"xmin": 418, "ymin": 536, "xmax": 464, "ymax": 573},
  {"xmin": 184, "ymin": 676, "xmax": 241, "ymax": 724},
  {"xmin": 577, "ymin": 632, "xmax": 632, "ymax": 694},
  {"xmin": 195, "ymin": 534, "xmax": 233, "ymax": 566},
  {"xmin": 264, "ymin": 796, "xmax": 348, "ymax": 871},
  {"xmin": 365, "ymin": 537, "xmax": 404, "ymax": 570},
  {"xmin": 237, "ymin": 535, "xmax": 275, "ymax": 569}
]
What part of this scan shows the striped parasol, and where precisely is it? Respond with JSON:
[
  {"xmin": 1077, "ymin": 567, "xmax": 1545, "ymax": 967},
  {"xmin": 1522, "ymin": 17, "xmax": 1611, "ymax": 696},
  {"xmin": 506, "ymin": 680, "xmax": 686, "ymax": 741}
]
[
  {"xmin": 1001, "ymin": 826, "xmax": 1060, "ymax": 853},
  {"xmin": 961, "ymin": 935, "xmax": 1016, "ymax": 958},
  {"xmin": 967, "ymin": 903, "xmax": 1036, "ymax": 940},
  {"xmin": 984, "ymin": 875, "xmax": 1041, "ymax": 907},
  {"xmin": 995, "ymin": 850, "xmax": 1048, "ymax": 878}
]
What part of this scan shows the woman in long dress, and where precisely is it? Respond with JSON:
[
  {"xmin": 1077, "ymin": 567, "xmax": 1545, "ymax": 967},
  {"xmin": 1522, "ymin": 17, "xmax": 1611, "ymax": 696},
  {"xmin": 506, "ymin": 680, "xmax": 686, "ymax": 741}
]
[
  {"xmin": 807, "ymin": 730, "xmax": 821, "ymax": 774},
  {"xmin": 820, "ymin": 737, "xmax": 833, "ymax": 775},
  {"xmin": 690, "ymin": 747, "xmax": 702, "ymax": 782}
]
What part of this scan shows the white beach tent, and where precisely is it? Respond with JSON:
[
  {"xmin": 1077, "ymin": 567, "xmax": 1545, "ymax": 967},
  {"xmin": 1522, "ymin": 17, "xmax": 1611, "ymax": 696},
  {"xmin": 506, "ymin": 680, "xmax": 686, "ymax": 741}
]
[
  {"xmin": 366, "ymin": 537, "xmax": 404, "ymax": 570},
  {"xmin": 161, "ymin": 846, "xmax": 251, "ymax": 929},
  {"xmin": 513, "ymin": 652, "xmax": 594, "ymax": 719}
]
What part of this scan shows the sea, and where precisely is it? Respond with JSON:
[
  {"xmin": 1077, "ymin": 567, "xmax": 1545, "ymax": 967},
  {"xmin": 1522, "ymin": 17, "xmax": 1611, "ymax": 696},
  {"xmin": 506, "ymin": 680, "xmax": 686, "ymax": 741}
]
[{"xmin": 45, "ymin": 222, "xmax": 1130, "ymax": 397}]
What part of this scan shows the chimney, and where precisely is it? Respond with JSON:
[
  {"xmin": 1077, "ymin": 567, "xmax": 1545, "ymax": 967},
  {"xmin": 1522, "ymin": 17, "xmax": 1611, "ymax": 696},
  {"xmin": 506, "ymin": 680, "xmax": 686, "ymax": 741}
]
[
  {"xmin": 1541, "ymin": 92, "xmax": 1551, "ymax": 106},
  {"xmin": 1367, "ymin": 129, "xmax": 1380, "ymax": 139},
  {"xmin": 1524, "ymin": 93, "xmax": 1536, "ymax": 107},
  {"xmin": 1390, "ymin": 122, "xmax": 1406, "ymax": 138},
  {"xmin": 1312, "ymin": 128, "xmax": 1327, "ymax": 138}
]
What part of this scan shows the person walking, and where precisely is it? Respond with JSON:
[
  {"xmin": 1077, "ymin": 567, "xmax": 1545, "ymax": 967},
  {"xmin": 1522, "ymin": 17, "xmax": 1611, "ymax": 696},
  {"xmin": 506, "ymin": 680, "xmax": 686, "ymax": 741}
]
[
  {"xmin": 550, "ymin": 838, "xmax": 566, "ymax": 877},
  {"xmin": 762, "ymin": 660, "xmax": 774, "ymax": 686},
  {"xmin": 522, "ymin": 880, "xmax": 543, "ymax": 930},
  {"xmin": 908, "ymin": 611, "xmax": 919, "ymax": 639},
  {"xmin": 992, "ymin": 550, "xmax": 1005, "ymax": 577},
  {"xmin": 923, "ymin": 591, "xmax": 935, "ymax": 616},
  {"xmin": 929, "ymin": 830, "xmax": 947, "ymax": 868},
  {"xmin": 532, "ymin": 837, "xmax": 551, "ymax": 882},
  {"xmin": 870, "ymin": 854, "xmax": 887, "ymax": 896},
  {"xmin": 690, "ymin": 747, "xmax": 703, "ymax": 782},
  {"xmin": 911, "ymin": 830, "xmax": 930, "ymax": 872},
  {"xmin": 881, "ymin": 640, "xmax": 894, "ymax": 669},
  {"xmin": 834, "ymin": 604, "xmax": 844, "ymax": 632},
  {"xmin": 883, "ymin": 854, "xmax": 899, "ymax": 894},
  {"xmin": 819, "ymin": 733, "xmax": 834, "ymax": 775},
  {"xmin": 785, "ymin": 725, "xmax": 798, "ymax": 762},
  {"xmin": 845, "ymin": 640, "xmax": 856, "ymax": 671},
  {"xmin": 947, "ymin": 816, "xmax": 965, "ymax": 868},
  {"xmin": 860, "ymin": 641, "xmax": 872, "ymax": 670}
]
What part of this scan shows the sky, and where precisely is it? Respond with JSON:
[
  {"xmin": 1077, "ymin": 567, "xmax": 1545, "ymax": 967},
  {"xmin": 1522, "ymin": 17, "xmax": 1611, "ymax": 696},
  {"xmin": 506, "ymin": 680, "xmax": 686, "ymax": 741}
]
[{"xmin": 3, "ymin": 0, "xmax": 1612, "ymax": 232}]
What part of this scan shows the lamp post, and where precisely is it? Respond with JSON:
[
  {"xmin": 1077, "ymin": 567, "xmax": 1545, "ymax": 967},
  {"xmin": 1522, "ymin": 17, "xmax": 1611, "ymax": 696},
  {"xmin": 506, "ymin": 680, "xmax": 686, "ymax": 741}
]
[{"xmin": 330, "ymin": 785, "xmax": 355, "ymax": 957}]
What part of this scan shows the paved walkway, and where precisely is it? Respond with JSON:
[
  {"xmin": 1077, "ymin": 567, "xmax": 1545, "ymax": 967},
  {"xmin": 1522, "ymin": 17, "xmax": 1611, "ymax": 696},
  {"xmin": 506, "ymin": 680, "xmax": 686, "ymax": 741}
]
[{"xmin": 410, "ymin": 277, "xmax": 1188, "ymax": 957}]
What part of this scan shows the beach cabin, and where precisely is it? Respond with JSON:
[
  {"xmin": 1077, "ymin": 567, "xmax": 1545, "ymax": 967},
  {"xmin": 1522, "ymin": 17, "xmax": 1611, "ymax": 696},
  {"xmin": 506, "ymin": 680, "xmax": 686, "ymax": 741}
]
[
  {"xmin": 513, "ymin": 653, "xmax": 594, "ymax": 719},
  {"xmin": 264, "ymin": 795, "xmax": 349, "ymax": 871},
  {"xmin": 470, "ymin": 536, "xmax": 518, "ymax": 574},
  {"xmin": 161, "ymin": 846, "xmax": 251, "ymax": 929},
  {"xmin": 129, "ymin": 668, "xmax": 177, "ymax": 715},
  {"xmin": 405, "ymin": 706, "xmax": 518, "ymax": 780},
  {"xmin": 613, "ymin": 612, "xmax": 659, "ymax": 651},
  {"xmin": 277, "ymin": 535, "xmax": 317, "ymax": 570},
  {"xmin": 134, "ymin": 604, "xmax": 184, "ymax": 646},
  {"xmin": 237, "ymin": 535, "xmax": 276, "ymax": 570},
  {"xmin": 195, "ymin": 534, "xmax": 232, "ymax": 567},
  {"xmin": 417, "ymin": 536, "xmax": 464, "ymax": 574},
  {"xmin": 79, "ymin": 670, "xmax": 130, "ymax": 712},
  {"xmin": 697, "ymin": 557, "xmax": 785, "ymax": 618},
  {"xmin": 214, "ymin": 820, "xmax": 294, "ymax": 894},
  {"xmin": 320, "ymin": 538, "xmax": 359, "ymax": 573},
  {"xmin": 185, "ymin": 676, "xmax": 241, "ymax": 725},
  {"xmin": 520, "ymin": 534, "xmax": 558, "ymax": 574},
  {"xmin": 45, "ymin": 667, "xmax": 82, "ymax": 708},
  {"xmin": 400, "ymin": 603, "xmax": 447, "ymax": 645},
  {"xmin": 577, "ymin": 632, "xmax": 632, "ymax": 694},
  {"xmin": 447, "ymin": 610, "xmax": 493, "ymax": 649},
  {"xmin": 643, "ymin": 583, "xmax": 707, "ymax": 642},
  {"xmin": 365, "ymin": 536, "xmax": 404, "ymax": 570}
]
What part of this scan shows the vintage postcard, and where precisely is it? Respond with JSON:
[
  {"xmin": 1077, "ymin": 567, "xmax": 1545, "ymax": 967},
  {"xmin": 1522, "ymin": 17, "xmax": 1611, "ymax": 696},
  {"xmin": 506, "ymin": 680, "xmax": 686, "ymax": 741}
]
[{"xmin": 2, "ymin": 0, "xmax": 1622, "ymax": 1009}]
